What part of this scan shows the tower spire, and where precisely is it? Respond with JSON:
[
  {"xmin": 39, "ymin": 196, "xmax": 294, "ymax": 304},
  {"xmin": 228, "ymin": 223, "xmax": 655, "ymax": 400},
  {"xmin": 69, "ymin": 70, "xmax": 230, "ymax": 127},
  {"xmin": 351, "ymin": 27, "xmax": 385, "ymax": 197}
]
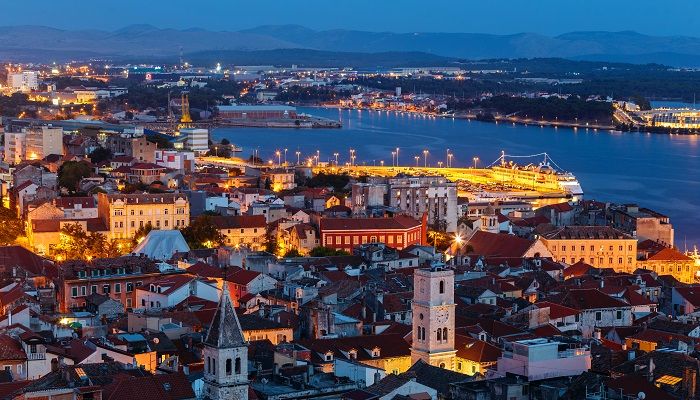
[{"xmin": 204, "ymin": 280, "xmax": 245, "ymax": 348}]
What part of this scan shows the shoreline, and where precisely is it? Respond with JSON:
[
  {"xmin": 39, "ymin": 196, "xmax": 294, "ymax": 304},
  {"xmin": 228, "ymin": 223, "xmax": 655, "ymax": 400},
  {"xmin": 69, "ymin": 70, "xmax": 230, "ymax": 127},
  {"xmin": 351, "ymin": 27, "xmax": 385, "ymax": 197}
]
[{"xmin": 311, "ymin": 103, "xmax": 616, "ymax": 131}]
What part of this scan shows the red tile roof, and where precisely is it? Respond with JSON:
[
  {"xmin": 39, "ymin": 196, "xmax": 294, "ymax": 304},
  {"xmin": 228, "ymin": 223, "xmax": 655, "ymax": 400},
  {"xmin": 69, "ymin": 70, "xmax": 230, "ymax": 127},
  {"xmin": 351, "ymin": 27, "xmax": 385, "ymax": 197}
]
[
  {"xmin": 462, "ymin": 231, "xmax": 538, "ymax": 258},
  {"xmin": 102, "ymin": 372, "xmax": 195, "ymax": 400},
  {"xmin": 454, "ymin": 335, "xmax": 501, "ymax": 363},
  {"xmin": 534, "ymin": 301, "xmax": 580, "ymax": 319},
  {"xmin": 562, "ymin": 288, "xmax": 629, "ymax": 310},
  {"xmin": 674, "ymin": 286, "xmax": 700, "ymax": 307},
  {"xmin": 0, "ymin": 335, "xmax": 26, "ymax": 361},
  {"xmin": 543, "ymin": 226, "xmax": 633, "ymax": 240},
  {"xmin": 647, "ymin": 247, "xmax": 693, "ymax": 262}
]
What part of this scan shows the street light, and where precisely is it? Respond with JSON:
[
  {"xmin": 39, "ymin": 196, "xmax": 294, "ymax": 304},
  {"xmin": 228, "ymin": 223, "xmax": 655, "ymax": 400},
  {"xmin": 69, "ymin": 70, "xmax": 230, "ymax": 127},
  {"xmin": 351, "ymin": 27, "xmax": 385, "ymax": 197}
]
[
  {"xmin": 316, "ymin": 150, "xmax": 320, "ymax": 166},
  {"xmin": 333, "ymin": 152, "xmax": 339, "ymax": 165},
  {"xmin": 391, "ymin": 151, "xmax": 396, "ymax": 167},
  {"xmin": 350, "ymin": 149, "xmax": 355, "ymax": 166},
  {"xmin": 423, "ymin": 149, "xmax": 429, "ymax": 167},
  {"xmin": 214, "ymin": 146, "xmax": 218, "ymax": 157},
  {"xmin": 446, "ymin": 148, "xmax": 450, "ymax": 167},
  {"xmin": 275, "ymin": 150, "xmax": 281, "ymax": 167},
  {"xmin": 380, "ymin": 160, "xmax": 384, "ymax": 167},
  {"xmin": 284, "ymin": 148, "xmax": 288, "ymax": 165},
  {"xmin": 473, "ymin": 157, "xmax": 479, "ymax": 168},
  {"xmin": 448, "ymin": 153, "xmax": 453, "ymax": 168},
  {"xmin": 438, "ymin": 161, "xmax": 443, "ymax": 168},
  {"xmin": 414, "ymin": 156, "xmax": 420, "ymax": 167},
  {"xmin": 395, "ymin": 147, "xmax": 400, "ymax": 166},
  {"xmin": 295, "ymin": 151, "xmax": 301, "ymax": 165}
]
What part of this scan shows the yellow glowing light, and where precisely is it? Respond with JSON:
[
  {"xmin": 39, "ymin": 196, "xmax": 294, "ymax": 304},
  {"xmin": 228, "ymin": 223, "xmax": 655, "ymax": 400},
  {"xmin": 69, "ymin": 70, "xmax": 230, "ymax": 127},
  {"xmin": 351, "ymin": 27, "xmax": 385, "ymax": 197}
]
[{"xmin": 59, "ymin": 318, "xmax": 70, "ymax": 325}]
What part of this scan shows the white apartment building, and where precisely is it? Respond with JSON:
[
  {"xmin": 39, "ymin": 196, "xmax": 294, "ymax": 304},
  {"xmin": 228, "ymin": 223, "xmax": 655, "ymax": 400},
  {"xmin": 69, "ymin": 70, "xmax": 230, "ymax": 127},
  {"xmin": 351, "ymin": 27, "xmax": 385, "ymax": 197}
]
[
  {"xmin": 4, "ymin": 131, "xmax": 26, "ymax": 164},
  {"xmin": 497, "ymin": 338, "xmax": 591, "ymax": 381},
  {"xmin": 25, "ymin": 126, "xmax": 64, "ymax": 160},
  {"xmin": 179, "ymin": 128, "xmax": 209, "ymax": 154},
  {"xmin": 7, "ymin": 71, "xmax": 39, "ymax": 92},
  {"xmin": 155, "ymin": 149, "xmax": 196, "ymax": 172},
  {"xmin": 388, "ymin": 176, "xmax": 458, "ymax": 232}
]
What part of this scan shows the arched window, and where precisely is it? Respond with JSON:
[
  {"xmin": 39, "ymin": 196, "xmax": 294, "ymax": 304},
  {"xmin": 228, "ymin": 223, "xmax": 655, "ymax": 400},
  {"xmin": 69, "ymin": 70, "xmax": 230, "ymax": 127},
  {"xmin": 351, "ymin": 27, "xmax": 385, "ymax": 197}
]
[
  {"xmin": 439, "ymin": 280, "xmax": 445, "ymax": 294},
  {"xmin": 212, "ymin": 358, "xmax": 216, "ymax": 374},
  {"xmin": 421, "ymin": 327, "xmax": 425, "ymax": 341},
  {"xmin": 235, "ymin": 357, "xmax": 241, "ymax": 374},
  {"xmin": 439, "ymin": 362, "xmax": 446, "ymax": 369},
  {"xmin": 226, "ymin": 359, "xmax": 232, "ymax": 375},
  {"xmin": 437, "ymin": 328, "xmax": 442, "ymax": 341},
  {"xmin": 207, "ymin": 357, "xmax": 211, "ymax": 374},
  {"xmin": 416, "ymin": 326, "xmax": 421, "ymax": 340},
  {"xmin": 443, "ymin": 327, "xmax": 448, "ymax": 341}
]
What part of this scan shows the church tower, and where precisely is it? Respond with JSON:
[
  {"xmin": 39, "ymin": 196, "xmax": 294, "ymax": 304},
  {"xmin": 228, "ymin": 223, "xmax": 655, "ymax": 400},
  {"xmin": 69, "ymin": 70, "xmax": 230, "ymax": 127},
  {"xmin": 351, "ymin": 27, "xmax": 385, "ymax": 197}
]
[
  {"xmin": 480, "ymin": 203, "xmax": 499, "ymax": 234},
  {"xmin": 202, "ymin": 283, "xmax": 248, "ymax": 400},
  {"xmin": 411, "ymin": 265, "xmax": 457, "ymax": 369}
]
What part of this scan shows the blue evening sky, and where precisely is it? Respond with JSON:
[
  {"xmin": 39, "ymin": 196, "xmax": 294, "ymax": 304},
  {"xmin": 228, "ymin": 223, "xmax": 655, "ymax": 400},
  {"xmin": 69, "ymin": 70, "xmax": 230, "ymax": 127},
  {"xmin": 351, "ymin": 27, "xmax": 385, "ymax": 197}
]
[{"xmin": 2, "ymin": 0, "xmax": 697, "ymax": 37}]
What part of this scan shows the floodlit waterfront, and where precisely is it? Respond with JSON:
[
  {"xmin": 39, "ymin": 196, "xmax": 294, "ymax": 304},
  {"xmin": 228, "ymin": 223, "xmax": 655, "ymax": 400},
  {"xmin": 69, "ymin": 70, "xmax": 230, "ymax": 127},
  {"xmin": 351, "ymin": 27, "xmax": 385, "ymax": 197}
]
[{"xmin": 214, "ymin": 107, "xmax": 700, "ymax": 246}]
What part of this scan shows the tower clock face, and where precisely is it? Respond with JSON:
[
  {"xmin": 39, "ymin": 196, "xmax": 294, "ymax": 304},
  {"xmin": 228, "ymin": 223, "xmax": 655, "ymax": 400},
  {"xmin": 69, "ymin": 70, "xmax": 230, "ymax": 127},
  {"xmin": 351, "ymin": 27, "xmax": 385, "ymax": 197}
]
[{"xmin": 436, "ymin": 309, "xmax": 449, "ymax": 324}]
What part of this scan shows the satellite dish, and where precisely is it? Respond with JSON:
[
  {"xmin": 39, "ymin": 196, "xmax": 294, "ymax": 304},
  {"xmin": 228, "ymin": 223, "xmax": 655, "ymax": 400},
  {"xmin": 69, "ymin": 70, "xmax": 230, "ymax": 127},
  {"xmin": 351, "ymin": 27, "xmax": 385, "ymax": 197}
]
[
  {"xmin": 153, "ymin": 338, "xmax": 160, "ymax": 344},
  {"xmin": 638, "ymin": 392, "xmax": 646, "ymax": 399}
]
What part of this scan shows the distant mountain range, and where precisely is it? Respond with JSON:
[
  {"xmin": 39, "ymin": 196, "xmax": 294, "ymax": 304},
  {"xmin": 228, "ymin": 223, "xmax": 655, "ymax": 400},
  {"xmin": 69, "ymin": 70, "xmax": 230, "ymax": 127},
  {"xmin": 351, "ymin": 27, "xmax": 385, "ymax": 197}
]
[{"xmin": 4, "ymin": 24, "xmax": 700, "ymax": 66}]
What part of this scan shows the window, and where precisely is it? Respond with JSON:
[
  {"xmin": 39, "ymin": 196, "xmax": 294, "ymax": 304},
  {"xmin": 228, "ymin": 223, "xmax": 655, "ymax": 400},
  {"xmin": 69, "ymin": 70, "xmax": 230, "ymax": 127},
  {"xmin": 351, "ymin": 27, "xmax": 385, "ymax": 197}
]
[
  {"xmin": 102, "ymin": 285, "xmax": 110, "ymax": 294},
  {"xmin": 114, "ymin": 283, "xmax": 121, "ymax": 294},
  {"xmin": 235, "ymin": 357, "xmax": 241, "ymax": 374},
  {"xmin": 226, "ymin": 359, "xmax": 232, "ymax": 375},
  {"xmin": 457, "ymin": 362, "xmax": 462, "ymax": 371},
  {"xmin": 616, "ymin": 310, "xmax": 623, "ymax": 320},
  {"xmin": 91, "ymin": 285, "xmax": 97, "ymax": 294},
  {"xmin": 443, "ymin": 327, "xmax": 448, "ymax": 341},
  {"xmin": 80, "ymin": 286, "xmax": 86, "ymax": 296},
  {"xmin": 439, "ymin": 280, "xmax": 445, "ymax": 294},
  {"xmin": 437, "ymin": 328, "xmax": 442, "ymax": 341},
  {"xmin": 595, "ymin": 311, "xmax": 602, "ymax": 321},
  {"xmin": 126, "ymin": 283, "xmax": 133, "ymax": 292},
  {"xmin": 71, "ymin": 287, "xmax": 78, "ymax": 297}
]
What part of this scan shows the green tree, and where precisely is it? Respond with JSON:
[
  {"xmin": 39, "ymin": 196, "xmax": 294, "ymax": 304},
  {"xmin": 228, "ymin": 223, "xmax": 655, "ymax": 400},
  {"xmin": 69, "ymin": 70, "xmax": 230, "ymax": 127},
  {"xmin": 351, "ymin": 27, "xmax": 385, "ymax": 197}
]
[
  {"xmin": 132, "ymin": 222, "xmax": 154, "ymax": 246},
  {"xmin": 0, "ymin": 206, "xmax": 24, "ymax": 245},
  {"xmin": 55, "ymin": 223, "xmax": 121, "ymax": 260},
  {"xmin": 58, "ymin": 161, "xmax": 92, "ymax": 193},
  {"xmin": 309, "ymin": 246, "xmax": 350, "ymax": 257},
  {"xmin": 180, "ymin": 215, "xmax": 225, "ymax": 249},
  {"xmin": 283, "ymin": 249, "xmax": 302, "ymax": 258},
  {"xmin": 220, "ymin": 138, "xmax": 230, "ymax": 145},
  {"xmin": 89, "ymin": 146, "xmax": 112, "ymax": 164}
]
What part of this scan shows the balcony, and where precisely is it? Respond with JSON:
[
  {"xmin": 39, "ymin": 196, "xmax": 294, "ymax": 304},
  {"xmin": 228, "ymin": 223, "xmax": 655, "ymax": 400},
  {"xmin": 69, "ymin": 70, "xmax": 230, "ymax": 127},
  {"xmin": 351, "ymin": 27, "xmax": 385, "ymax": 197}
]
[{"xmin": 27, "ymin": 352, "xmax": 46, "ymax": 360}]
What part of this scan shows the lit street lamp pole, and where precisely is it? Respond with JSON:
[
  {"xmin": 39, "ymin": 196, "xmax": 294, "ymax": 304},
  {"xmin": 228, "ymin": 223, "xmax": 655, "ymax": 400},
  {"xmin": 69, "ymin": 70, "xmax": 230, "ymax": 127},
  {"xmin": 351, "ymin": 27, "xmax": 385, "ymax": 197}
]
[
  {"xmin": 414, "ymin": 156, "xmax": 419, "ymax": 167},
  {"xmin": 316, "ymin": 150, "xmax": 320, "ymax": 166},
  {"xmin": 296, "ymin": 151, "xmax": 301, "ymax": 165},
  {"xmin": 395, "ymin": 147, "xmax": 400, "ymax": 166},
  {"xmin": 448, "ymin": 153, "xmax": 453, "ymax": 168},
  {"xmin": 276, "ymin": 150, "xmax": 281, "ymax": 167},
  {"xmin": 446, "ymin": 148, "xmax": 450, "ymax": 167},
  {"xmin": 334, "ymin": 152, "xmax": 339, "ymax": 166},
  {"xmin": 423, "ymin": 150, "xmax": 429, "ymax": 167},
  {"xmin": 473, "ymin": 157, "xmax": 479, "ymax": 168},
  {"xmin": 284, "ymin": 148, "xmax": 288, "ymax": 165},
  {"xmin": 391, "ymin": 151, "xmax": 396, "ymax": 167}
]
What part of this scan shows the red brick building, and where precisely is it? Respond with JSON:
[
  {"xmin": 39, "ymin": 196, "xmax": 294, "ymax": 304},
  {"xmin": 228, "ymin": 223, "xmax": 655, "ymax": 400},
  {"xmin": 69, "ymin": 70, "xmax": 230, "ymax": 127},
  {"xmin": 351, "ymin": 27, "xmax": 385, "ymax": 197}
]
[
  {"xmin": 319, "ymin": 214, "xmax": 427, "ymax": 252},
  {"xmin": 58, "ymin": 256, "xmax": 163, "ymax": 312}
]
